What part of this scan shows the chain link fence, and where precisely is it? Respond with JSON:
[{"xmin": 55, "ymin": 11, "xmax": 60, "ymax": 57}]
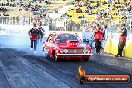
[
  {"xmin": 0, "ymin": 16, "xmax": 33, "ymax": 25},
  {"xmin": 48, "ymin": 17, "xmax": 132, "ymax": 32},
  {"xmin": 0, "ymin": 16, "xmax": 131, "ymax": 32}
]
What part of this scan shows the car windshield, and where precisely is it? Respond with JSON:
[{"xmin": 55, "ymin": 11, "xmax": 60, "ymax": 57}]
[{"xmin": 55, "ymin": 34, "xmax": 79, "ymax": 43}]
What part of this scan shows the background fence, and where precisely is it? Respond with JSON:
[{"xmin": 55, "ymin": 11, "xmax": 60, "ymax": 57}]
[
  {"xmin": 0, "ymin": 16, "xmax": 132, "ymax": 34},
  {"xmin": 0, "ymin": 16, "xmax": 33, "ymax": 25}
]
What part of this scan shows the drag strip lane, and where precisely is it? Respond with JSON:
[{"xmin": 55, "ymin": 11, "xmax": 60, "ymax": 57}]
[{"xmin": 0, "ymin": 48, "xmax": 132, "ymax": 88}]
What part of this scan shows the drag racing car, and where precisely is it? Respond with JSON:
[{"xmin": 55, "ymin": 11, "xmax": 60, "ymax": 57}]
[{"xmin": 43, "ymin": 33, "xmax": 92, "ymax": 61}]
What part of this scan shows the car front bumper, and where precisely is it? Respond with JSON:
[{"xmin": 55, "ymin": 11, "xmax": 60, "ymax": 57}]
[
  {"xmin": 57, "ymin": 53, "xmax": 93, "ymax": 56},
  {"xmin": 56, "ymin": 53, "xmax": 93, "ymax": 59}
]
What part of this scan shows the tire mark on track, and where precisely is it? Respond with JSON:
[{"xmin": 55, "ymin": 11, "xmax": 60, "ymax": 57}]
[{"xmin": 22, "ymin": 55, "xmax": 132, "ymax": 88}]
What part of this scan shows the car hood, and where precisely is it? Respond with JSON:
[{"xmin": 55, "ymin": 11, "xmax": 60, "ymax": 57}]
[{"xmin": 57, "ymin": 40, "xmax": 86, "ymax": 49}]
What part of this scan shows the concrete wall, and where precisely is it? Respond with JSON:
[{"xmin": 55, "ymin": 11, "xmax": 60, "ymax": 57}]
[{"xmin": 104, "ymin": 32, "xmax": 132, "ymax": 58}]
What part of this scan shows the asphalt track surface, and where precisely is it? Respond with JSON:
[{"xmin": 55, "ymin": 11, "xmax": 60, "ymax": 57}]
[{"xmin": 0, "ymin": 35, "xmax": 132, "ymax": 88}]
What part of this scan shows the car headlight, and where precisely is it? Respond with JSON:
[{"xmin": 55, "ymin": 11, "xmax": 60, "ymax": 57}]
[
  {"xmin": 63, "ymin": 49, "xmax": 68, "ymax": 53},
  {"xmin": 60, "ymin": 49, "xmax": 68, "ymax": 53},
  {"xmin": 60, "ymin": 49, "xmax": 64, "ymax": 53},
  {"xmin": 83, "ymin": 49, "xmax": 90, "ymax": 54}
]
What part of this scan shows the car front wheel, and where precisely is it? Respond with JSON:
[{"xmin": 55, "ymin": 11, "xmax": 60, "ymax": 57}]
[
  {"xmin": 52, "ymin": 51, "xmax": 59, "ymax": 62},
  {"xmin": 43, "ymin": 47, "xmax": 49, "ymax": 58},
  {"xmin": 83, "ymin": 58, "xmax": 89, "ymax": 61}
]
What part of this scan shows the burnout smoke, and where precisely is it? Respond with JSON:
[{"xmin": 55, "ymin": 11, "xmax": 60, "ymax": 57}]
[{"xmin": 0, "ymin": 26, "xmax": 46, "ymax": 56}]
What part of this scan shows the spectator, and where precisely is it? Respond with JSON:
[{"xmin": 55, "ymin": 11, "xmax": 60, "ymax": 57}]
[
  {"xmin": 85, "ymin": 7, "xmax": 89, "ymax": 13},
  {"xmin": 115, "ymin": 24, "xmax": 127, "ymax": 57},
  {"xmin": 28, "ymin": 23, "xmax": 39, "ymax": 54},
  {"xmin": 37, "ymin": 21, "xmax": 45, "ymax": 44},
  {"xmin": 79, "ymin": 0, "xmax": 84, "ymax": 7},
  {"xmin": 94, "ymin": 24, "xmax": 103, "ymax": 54},
  {"xmin": 16, "ymin": 16, "xmax": 19, "ymax": 25},
  {"xmin": 96, "ymin": 1, "xmax": 100, "ymax": 7},
  {"xmin": 102, "ymin": 25, "xmax": 106, "ymax": 40},
  {"xmin": 76, "ymin": 7, "xmax": 82, "ymax": 13},
  {"xmin": 32, "ymin": 0, "xmax": 36, "ymax": 3},
  {"xmin": 127, "ymin": 2, "xmax": 131, "ymax": 13},
  {"xmin": 89, "ymin": 34, "xmax": 94, "ymax": 48}
]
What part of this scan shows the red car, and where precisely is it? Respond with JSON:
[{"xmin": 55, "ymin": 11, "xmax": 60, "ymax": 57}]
[{"xmin": 43, "ymin": 33, "xmax": 93, "ymax": 61}]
